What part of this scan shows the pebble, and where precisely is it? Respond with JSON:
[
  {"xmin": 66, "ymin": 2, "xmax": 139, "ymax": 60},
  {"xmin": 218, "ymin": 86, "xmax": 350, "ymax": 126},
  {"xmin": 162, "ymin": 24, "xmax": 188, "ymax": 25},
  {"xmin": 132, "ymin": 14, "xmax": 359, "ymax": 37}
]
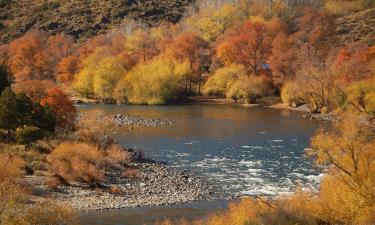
[
  {"xmin": 49, "ymin": 162, "xmax": 215, "ymax": 211},
  {"xmin": 112, "ymin": 114, "xmax": 173, "ymax": 127}
]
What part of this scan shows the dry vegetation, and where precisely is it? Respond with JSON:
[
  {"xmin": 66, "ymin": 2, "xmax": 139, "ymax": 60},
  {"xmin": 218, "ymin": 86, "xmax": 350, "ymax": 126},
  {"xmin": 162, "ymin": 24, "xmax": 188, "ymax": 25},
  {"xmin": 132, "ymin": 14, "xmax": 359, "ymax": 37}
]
[{"xmin": 0, "ymin": 0, "xmax": 374, "ymax": 224}]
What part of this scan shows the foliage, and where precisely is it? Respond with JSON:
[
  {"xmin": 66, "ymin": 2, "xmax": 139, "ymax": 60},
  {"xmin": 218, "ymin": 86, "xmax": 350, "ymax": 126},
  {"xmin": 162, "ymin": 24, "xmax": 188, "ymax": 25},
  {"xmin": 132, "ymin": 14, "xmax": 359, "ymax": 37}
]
[
  {"xmin": 226, "ymin": 75, "xmax": 270, "ymax": 103},
  {"xmin": 186, "ymin": 4, "xmax": 245, "ymax": 42},
  {"xmin": 41, "ymin": 86, "xmax": 77, "ymax": 130},
  {"xmin": 0, "ymin": 88, "xmax": 18, "ymax": 139},
  {"xmin": 8, "ymin": 30, "xmax": 74, "ymax": 82},
  {"xmin": 281, "ymin": 81, "xmax": 305, "ymax": 107},
  {"xmin": 15, "ymin": 92, "xmax": 34, "ymax": 126},
  {"xmin": 75, "ymin": 110, "xmax": 113, "ymax": 146},
  {"xmin": 203, "ymin": 64, "xmax": 246, "ymax": 97},
  {"xmin": 0, "ymin": 66, "xmax": 10, "ymax": 94},
  {"xmin": 13, "ymin": 79, "xmax": 55, "ymax": 103},
  {"xmin": 114, "ymin": 57, "xmax": 191, "ymax": 105},
  {"xmin": 15, "ymin": 126, "xmax": 43, "ymax": 145},
  {"xmin": 92, "ymin": 56, "xmax": 128, "ymax": 99},
  {"xmin": 165, "ymin": 32, "xmax": 210, "ymax": 93},
  {"xmin": 0, "ymin": 153, "xmax": 76, "ymax": 225},
  {"xmin": 216, "ymin": 19, "xmax": 282, "ymax": 75},
  {"xmin": 57, "ymin": 55, "xmax": 80, "ymax": 83},
  {"xmin": 47, "ymin": 142, "xmax": 106, "ymax": 186},
  {"xmin": 125, "ymin": 29, "xmax": 159, "ymax": 63},
  {"xmin": 309, "ymin": 114, "xmax": 375, "ymax": 224}
]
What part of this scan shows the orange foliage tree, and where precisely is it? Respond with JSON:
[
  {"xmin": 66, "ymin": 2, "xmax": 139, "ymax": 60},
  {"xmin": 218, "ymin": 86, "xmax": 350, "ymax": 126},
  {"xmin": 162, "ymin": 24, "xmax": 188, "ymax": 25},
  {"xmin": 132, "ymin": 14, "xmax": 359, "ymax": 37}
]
[
  {"xmin": 292, "ymin": 7, "xmax": 335, "ymax": 62},
  {"xmin": 165, "ymin": 32, "xmax": 210, "ymax": 93},
  {"xmin": 216, "ymin": 19, "xmax": 276, "ymax": 75},
  {"xmin": 40, "ymin": 87, "xmax": 76, "ymax": 130},
  {"xmin": 13, "ymin": 80, "xmax": 55, "ymax": 103},
  {"xmin": 8, "ymin": 30, "xmax": 75, "ymax": 82},
  {"xmin": 57, "ymin": 55, "xmax": 80, "ymax": 83}
]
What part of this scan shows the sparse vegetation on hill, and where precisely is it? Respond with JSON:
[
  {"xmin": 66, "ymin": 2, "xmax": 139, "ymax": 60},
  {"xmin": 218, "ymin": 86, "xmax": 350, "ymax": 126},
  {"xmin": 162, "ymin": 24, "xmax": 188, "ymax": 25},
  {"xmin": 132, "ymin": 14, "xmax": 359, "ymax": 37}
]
[{"xmin": 0, "ymin": 0, "xmax": 192, "ymax": 43}]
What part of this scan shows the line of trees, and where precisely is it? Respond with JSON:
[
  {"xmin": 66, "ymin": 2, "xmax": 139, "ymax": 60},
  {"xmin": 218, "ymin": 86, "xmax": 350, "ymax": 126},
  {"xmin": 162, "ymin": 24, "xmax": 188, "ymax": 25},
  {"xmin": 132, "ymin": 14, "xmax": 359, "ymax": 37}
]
[{"xmin": 0, "ymin": 0, "xmax": 373, "ymax": 117}]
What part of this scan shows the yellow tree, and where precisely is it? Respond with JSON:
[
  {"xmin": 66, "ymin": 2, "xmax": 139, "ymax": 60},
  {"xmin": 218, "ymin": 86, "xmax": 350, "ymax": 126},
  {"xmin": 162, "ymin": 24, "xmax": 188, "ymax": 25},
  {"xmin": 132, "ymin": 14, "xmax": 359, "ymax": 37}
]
[
  {"xmin": 125, "ymin": 29, "xmax": 159, "ymax": 63},
  {"xmin": 309, "ymin": 114, "xmax": 375, "ymax": 223}
]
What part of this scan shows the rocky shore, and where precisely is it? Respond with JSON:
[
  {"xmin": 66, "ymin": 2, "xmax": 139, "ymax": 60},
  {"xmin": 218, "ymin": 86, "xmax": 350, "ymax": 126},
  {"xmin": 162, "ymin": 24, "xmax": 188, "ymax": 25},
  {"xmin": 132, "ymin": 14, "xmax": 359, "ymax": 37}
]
[
  {"xmin": 113, "ymin": 114, "xmax": 173, "ymax": 127},
  {"xmin": 34, "ymin": 160, "xmax": 214, "ymax": 211}
]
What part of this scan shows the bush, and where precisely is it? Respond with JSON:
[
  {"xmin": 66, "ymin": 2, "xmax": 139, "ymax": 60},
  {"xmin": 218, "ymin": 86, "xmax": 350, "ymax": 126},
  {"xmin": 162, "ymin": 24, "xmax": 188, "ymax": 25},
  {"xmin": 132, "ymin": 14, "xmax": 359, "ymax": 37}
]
[
  {"xmin": 47, "ymin": 142, "xmax": 105, "ymax": 186},
  {"xmin": 114, "ymin": 57, "xmax": 191, "ymax": 105},
  {"xmin": 203, "ymin": 64, "xmax": 246, "ymax": 97},
  {"xmin": 15, "ymin": 126, "xmax": 43, "ymax": 145},
  {"xmin": 281, "ymin": 81, "xmax": 305, "ymax": 107},
  {"xmin": 225, "ymin": 75, "xmax": 269, "ymax": 103}
]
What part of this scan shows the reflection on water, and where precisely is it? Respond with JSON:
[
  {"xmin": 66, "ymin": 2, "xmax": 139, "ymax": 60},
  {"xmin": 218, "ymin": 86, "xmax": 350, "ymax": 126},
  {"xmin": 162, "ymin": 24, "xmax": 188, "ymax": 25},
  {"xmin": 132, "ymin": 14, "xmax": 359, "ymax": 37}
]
[{"xmin": 78, "ymin": 104, "xmax": 324, "ymax": 225}]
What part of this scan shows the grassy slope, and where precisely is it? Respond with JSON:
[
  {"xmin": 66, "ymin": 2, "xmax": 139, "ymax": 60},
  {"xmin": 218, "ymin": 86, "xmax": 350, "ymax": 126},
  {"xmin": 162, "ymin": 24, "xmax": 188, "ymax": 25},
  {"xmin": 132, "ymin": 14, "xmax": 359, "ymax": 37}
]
[
  {"xmin": 0, "ymin": 0, "xmax": 192, "ymax": 43},
  {"xmin": 336, "ymin": 7, "xmax": 375, "ymax": 46}
]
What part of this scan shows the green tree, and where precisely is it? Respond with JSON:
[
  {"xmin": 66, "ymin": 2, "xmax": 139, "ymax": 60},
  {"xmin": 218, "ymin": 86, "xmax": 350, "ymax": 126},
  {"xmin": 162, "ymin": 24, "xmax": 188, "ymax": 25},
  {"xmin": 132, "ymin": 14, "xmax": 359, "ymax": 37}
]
[
  {"xmin": 0, "ymin": 66, "xmax": 10, "ymax": 95},
  {"xmin": 0, "ymin": 88, "xmax": 18, "ymax": 141},
  {"xmin": 32, "ymin": 103, "xmax": 56, "ymax": 133},
  {"xmin": 16, "ymin": 93, "xmax": 34, "ymax": 127},
  {"xmin": 15, "ymin": 126, "xmax": 43, "ymax": 148}
]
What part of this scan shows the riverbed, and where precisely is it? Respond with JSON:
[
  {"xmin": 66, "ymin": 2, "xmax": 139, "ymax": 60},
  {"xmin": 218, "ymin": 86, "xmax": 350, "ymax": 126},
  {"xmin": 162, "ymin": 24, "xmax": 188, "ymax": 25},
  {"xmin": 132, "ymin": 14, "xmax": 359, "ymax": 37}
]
[{"xmin": 78, "ymin": 104, "xmax": 324, "ymax": 225}]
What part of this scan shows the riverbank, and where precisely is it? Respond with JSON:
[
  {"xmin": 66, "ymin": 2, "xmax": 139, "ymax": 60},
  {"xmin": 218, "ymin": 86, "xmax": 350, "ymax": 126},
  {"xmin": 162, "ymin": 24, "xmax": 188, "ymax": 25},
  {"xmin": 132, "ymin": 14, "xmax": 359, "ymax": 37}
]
[{"xmin": 28, "ymin": 156, "xmax": 214, "ymax": 211}]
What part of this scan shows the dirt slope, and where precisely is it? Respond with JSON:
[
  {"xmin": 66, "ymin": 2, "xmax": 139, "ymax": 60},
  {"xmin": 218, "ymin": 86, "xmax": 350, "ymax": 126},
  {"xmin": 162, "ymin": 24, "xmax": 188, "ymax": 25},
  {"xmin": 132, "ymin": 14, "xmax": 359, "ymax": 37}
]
[{"xmin": 0, "ymin": 0, "xmax": 192, "ymax": 43}]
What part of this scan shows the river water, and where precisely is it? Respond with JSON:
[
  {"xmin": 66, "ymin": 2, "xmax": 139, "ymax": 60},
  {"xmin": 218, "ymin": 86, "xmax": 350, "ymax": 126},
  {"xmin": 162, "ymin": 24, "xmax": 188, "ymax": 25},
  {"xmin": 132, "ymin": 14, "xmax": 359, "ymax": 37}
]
[{"xmin": 78, "ymin": 104, "xmax": 324, "ymax": 225}]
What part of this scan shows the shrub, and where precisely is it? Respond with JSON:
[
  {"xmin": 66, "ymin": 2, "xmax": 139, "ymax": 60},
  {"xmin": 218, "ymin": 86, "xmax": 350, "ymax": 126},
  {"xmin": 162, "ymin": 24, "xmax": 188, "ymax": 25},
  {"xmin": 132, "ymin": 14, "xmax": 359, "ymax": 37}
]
[
  {"xmin": 105, "ymin": 144, "xmax": 131, "ymax": 168},
  {"xmin": 75, "ymin": 110, "xmax": 113, "ymax": 146},
  {"xmin": 114, "ymin": 57, "xmax": 191, "ymax": 105},
  {"xmin": 15, "ymin": 126, "xmax": 43, "ymax": 146},
  {"xmin": 47, "ymin": 142, "xmax": 105, "ymax": 186},
  {"xmin": 281, "ymin": 81, "xmax": 305, "ymax": 107},
  {"xmin": 203, "ymin": 64, "xmax": 246, "ymax": 97},
  {"xmin": 225, "ymin": 75, "xmax": 269, "ymax": 103}
]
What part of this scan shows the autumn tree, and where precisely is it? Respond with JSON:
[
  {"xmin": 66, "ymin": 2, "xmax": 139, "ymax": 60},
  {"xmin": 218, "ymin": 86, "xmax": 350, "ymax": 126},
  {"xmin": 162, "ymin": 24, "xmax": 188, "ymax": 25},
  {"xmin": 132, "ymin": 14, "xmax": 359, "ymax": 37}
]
[
  {"xmin": 203, "ymin": 64, "xmax": 247, "ymax": 96},
  {"xmin": 92, "ymin": 56, "xmax": 129, "ymax": 99},
  {"xmin": 269, "ymin": 32, "xmax": 298, "ymax": 86},
  {"xmin": 309, "ymin": 114, "xmax": 375, "ymax": 224},
  {"xmin": 186, "ymin": 3, "xmax": 245, "ymax": 42},
  {"xmin": 40, "ymin": 87, "xmax": 77, "ymax": 130},
  {"xmin": 125, "ymin": 29, "xmax": 159, "ymax": 63},
  {"xmin": 216, "ymin": 19, "xmax": 279, "ymax": 75},
  {"xmin": 8, "ymin": 30, "xmax": 52, "ymax": 81},
  {"xmin": 57, "ymin": 55, "xmax": 80, "ymax": 83},
  {"xmin": 292, "ymin": 7, "xmax": 335, "ymax": 63},
  {"xmin": 114, "ymin": 57, "xmax": 192, "ymax": 104},
  {"xmin": 13, "ymin": 80, "xmax": 55, "ymax": 103},
  {"xmin": 165, "ymin": 32, "xmax": 210, "ymax": 94}
]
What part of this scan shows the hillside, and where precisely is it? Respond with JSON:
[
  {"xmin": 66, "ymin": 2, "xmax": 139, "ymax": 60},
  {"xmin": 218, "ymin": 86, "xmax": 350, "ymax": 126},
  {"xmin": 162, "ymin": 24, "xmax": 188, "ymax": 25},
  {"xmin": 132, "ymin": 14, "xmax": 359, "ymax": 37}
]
[
  {"xmin": 336, "ymin": 7, "xmax": 375, "ymax": 46},
  {"xmin": 0, "ymin": 0, "xmax": 192, "ymax": 43}
]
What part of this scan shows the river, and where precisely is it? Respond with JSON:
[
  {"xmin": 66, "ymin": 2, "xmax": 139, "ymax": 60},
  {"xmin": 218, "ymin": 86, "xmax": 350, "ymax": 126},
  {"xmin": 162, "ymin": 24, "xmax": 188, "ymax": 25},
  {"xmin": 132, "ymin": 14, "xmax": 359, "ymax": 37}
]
[{"xmin": 78, "ymin": 104, "xmax": 324, "ymax": 225}]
